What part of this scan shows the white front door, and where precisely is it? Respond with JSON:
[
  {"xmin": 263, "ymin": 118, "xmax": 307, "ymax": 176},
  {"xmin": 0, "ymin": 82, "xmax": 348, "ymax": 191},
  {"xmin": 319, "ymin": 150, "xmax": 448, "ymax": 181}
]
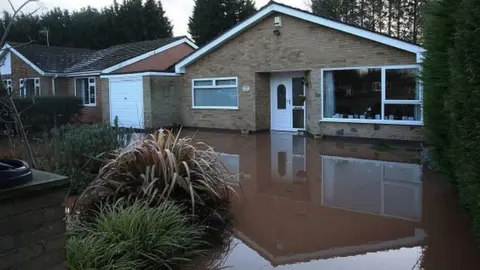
[
  {"xmin": 271, "ymin": 132, "xmax": 307, "ymax": 183},
  {"xmin": 271, "ymin": 76, "xmax": 292, "ymax": 131},
  {"xmin": 270, "ymin": 72, "xmax": 306, "ymax": 131}
]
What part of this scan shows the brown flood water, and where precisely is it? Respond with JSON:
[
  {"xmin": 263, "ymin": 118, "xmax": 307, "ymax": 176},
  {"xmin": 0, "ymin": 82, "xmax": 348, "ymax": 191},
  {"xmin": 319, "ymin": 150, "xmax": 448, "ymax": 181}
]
[{"xmin": 184, "ymin": 131, "xmax": 480, "ymax": 270}]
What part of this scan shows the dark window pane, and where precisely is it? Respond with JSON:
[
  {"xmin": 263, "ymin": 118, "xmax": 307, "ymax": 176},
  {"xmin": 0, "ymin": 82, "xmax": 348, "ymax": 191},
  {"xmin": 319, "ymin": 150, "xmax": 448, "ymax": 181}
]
[
  {"xmin": 324, "ymin": 69, "xmax": 381, "ymax": 119},
  {"xmin": 194, "ymin": 80, "xmax": 213, "ymax": 86},
  {"xmin": 384, "ymin": 104, "xmax": 421, "ymax": 121},
  {"xmin": 25, "ymin": 79, "xmax": 35, "ymax": 97},
  {"xmin": 194, "ymin": 87, "xmax": 238, "ymax": 107},
  {"xmin": 292, "ymin": 78, "xmax": 304, "ymax": 106},
  {"xmin": 293, "ymin": 109, "xmax": 304, "ymax": 129},
  {"xmin": 90, "ymin": 86, "xmax": 95, "ymax": 104},
  {"xmin": 386, "ymin": 69, "xmax": 419, "ymax": 100},
  {"xmin": 277, "ymin": 84, "xmax": 286, "ymax": 109}
]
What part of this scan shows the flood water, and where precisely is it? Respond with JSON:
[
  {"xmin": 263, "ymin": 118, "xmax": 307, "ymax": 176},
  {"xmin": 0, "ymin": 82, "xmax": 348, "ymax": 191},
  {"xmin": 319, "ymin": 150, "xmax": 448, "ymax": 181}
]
[{"xmin": 184, "ymin": 131, "xmax": 480, "ymax": 270}]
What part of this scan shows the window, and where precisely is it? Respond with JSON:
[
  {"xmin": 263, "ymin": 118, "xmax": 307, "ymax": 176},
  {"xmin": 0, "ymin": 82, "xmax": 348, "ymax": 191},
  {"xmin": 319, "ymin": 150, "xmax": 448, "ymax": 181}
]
[
  {"xmin": 19, "ymin": 78, "xmax": 40, "ymax": 97},
  {"xmin": 277, "ymin": 84, "xmax": 286, "ymax": 109},
  {"xmin": 192, "ymin": 77, "xmax": 238, "ymax": 108},
  {"xmin": 322, "ymin": 65, "xmax": 421, "ymax": 124},
  {"xmin": 75, "ymin": 77, "xmax": 96, "ymax": 106},
  {"xmin": 2, "ymin": 79, "xmax": 12, "ymax": 94}
]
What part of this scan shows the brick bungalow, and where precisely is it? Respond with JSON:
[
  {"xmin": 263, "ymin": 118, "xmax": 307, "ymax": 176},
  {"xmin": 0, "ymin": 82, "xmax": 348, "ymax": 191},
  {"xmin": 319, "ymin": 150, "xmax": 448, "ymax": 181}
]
[
  {"xmin": 174, "ymin": 1, "xmax": 425, "ymax": 141},
  {"xmin": 0, "ymin": 37, "xmax": 197, "ymax": 124}
]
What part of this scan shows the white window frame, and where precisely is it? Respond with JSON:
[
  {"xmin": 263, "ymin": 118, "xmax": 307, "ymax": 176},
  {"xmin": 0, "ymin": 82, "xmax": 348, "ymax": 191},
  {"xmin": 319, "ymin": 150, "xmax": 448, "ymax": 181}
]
[
  {"xmin": 19, "ymin": 78, "xmax": 41, "ymax": 97},
  {"xmin": 74, "ymin": 77, "xmax": 96, "ymax": 107},
  {"xmin": 320, "ymin": 64, "xmax": 422, "ymax": 126},
  {"xmin": 2, "ymin": 79, "xmax": 12, "ymax": 94},
  {"xmin": 191, "ymin": 77, "xmax": 239, "ymax": 109}
]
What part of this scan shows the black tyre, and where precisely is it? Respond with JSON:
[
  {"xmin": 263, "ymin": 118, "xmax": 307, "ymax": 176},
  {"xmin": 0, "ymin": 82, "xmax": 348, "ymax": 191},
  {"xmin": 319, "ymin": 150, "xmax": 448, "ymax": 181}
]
[{"xmin": 0, "ymin": 159, "xmax": 32, "ymax": 189}]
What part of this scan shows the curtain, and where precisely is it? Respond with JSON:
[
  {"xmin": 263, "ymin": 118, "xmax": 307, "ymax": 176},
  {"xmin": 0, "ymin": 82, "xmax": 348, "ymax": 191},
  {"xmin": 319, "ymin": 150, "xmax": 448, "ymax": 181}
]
[{"xmin": 324, "ymin": 71, "xmax": 335, "ymax": 118}]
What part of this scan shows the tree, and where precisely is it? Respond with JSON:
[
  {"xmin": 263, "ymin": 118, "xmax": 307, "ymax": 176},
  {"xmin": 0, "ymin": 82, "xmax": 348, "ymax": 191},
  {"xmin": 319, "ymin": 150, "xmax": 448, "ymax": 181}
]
[
  {"xmin": 143, "ymin": 0, "xmax": 173, "ymax": 40},
  {"xmin": 1, "ymin": 0, "xmax": 42, "ymax": 168},
  {"xmin": 422, "ymin": 0, "xmax": 458, "ymax": 180},
  {"xmin": 309, "ymin": 0, "xmax": 430, "ymax": 43},
  {"xmin": 310, "ymin": 0, "xmax": 358, "ymax": 24},
  {"xmin": 1, "ymin": 0, "xmax": 174, "ymax": 49},
  {"xmin": 189, "ymin": 0, "xmax": 256, "ymax": 46}
]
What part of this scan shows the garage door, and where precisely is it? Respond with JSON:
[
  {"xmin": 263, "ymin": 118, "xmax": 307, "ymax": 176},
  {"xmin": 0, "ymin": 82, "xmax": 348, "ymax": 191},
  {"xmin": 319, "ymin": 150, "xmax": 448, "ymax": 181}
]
[{"xmin": 109, "ymin": 77, "xmax": 144, "ymax": 129}]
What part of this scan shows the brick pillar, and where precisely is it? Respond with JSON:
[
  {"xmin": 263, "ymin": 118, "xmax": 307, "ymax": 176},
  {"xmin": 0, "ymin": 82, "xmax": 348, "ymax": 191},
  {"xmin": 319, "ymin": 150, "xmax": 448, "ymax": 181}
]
[{"xmin": 0, "ymin": 170, "xmax": 69, "ymax": 270}]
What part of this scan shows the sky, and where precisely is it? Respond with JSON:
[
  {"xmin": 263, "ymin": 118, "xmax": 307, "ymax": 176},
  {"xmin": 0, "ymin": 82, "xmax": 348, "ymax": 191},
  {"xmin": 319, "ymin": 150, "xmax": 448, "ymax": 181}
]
[{"xmin": 1, "ymin": 0, "xmax": 310, "ymax": 36}]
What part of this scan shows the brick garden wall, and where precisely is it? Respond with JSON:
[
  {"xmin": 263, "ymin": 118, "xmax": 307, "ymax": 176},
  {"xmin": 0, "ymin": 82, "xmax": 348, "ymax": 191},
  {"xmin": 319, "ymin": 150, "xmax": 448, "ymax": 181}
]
[{"xmin": 0, "ymin": 171, "xmax": 68, "ymax": 270}]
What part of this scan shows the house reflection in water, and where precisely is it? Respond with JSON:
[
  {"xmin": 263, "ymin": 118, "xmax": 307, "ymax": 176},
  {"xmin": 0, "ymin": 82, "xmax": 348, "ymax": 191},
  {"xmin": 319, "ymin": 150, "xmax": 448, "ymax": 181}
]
[{"xmin": 186, "ymin": 131, "xmax": 479, "ymax": 270}]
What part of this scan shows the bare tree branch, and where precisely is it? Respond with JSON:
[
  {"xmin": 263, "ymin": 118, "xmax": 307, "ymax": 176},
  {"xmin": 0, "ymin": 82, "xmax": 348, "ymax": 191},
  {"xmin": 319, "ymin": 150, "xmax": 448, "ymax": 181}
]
[
  {"xmin": 7, "ymin": 0, "xmax": 16, "ymax": 13},
  {"xmin": 0, "ymin": 0, "xmax": 40, "ymax": 47},
  {"xmin": 0, "ymin": 0, "xmax": 40, "ymax": 168}
]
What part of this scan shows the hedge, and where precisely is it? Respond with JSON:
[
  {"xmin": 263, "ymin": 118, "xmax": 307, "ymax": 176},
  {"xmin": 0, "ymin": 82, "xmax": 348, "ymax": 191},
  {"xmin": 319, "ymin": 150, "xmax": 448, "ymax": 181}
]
[
  {"xmin": 0, "ymin": 96, "xmax": 83, "ymax": 131},
  {"xmin": 423, "ymin": 0, "xmax": 480, "ymax": 243}
]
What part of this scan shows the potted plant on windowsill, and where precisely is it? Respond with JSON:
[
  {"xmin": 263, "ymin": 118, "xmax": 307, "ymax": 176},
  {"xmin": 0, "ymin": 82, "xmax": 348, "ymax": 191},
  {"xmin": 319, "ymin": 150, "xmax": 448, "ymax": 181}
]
[{"xmin": 0, "ymin": 159, "xmax": 32, "ymax": 190}]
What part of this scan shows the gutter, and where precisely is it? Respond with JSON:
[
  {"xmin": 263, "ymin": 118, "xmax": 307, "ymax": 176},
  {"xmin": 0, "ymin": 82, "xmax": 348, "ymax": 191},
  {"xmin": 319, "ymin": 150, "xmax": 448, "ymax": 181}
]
[{"xmin": 51, "ymin": 74, "xmax": 59, "ymax": 96}]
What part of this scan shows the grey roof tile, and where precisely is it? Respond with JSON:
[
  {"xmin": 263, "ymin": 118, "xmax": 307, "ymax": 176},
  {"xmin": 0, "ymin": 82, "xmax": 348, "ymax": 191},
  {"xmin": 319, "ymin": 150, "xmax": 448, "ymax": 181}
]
[
  {"xmin": 64, "ymin": 37, "xmax": 185, "ymax": 73},
  {"xmin": 6, "ymin": 36, "xmax": 187, "ymax": 74},
  {"xmin": 9, "ymin": 42, "xmax": 95, "ymax": 73}
]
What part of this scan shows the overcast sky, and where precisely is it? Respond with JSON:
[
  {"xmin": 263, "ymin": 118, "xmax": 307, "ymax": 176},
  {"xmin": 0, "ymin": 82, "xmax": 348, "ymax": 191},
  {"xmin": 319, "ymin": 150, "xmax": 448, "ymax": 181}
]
[{"xmin": 2, "ymin": 0, "xmax": 310, "ymax": 36}]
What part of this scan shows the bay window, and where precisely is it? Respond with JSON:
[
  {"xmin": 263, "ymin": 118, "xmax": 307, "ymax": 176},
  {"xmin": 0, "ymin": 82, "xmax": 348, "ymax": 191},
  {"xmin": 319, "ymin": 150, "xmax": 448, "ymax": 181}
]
[
  {"xmin": 75, "ymin": 77, "xmax": 96, "ymax": 106},
  {"xmin": 192, "ymin": 77, "xmax": 238, "ymax": 109},
  {"xmin": 322, "ymin": 65, "xmax": 422, "ymax": 124}
]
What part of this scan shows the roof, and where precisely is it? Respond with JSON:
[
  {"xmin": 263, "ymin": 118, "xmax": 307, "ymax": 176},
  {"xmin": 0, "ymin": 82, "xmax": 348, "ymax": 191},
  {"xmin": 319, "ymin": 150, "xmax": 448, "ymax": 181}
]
[
  {"xmin": 65, "ymin": 37, "xmax": 188, "ymax": 73},
  {"xmin": 175, "ymin": 1, "xmax": 425, "ymax": 73},
  {"xmin": 2, "ymin": 36, "xmax": 197, "ymax": 75},
  {"xmin": 8, "ymin": 42, "xmax": 95, "ymax": 73}
]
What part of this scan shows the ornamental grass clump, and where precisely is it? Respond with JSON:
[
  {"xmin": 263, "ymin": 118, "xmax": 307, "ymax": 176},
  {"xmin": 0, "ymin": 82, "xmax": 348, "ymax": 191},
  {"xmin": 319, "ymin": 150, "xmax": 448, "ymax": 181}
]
[
  {"xmin": 75, "ymin": 129, "xmax": 233, "ymax": 225},
  {"xmin": 67, "ymin": 200, "xmax": 206, "ymax": 270}
]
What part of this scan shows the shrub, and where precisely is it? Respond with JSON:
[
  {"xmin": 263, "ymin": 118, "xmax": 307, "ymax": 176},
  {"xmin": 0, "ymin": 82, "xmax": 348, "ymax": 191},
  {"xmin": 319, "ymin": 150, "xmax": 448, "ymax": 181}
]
[
  {"xmin": 0, "ymin": 96, "xmax": 83, "ymax": 132},
  {"xmin": 422, "ymin": 0, "xmax": 458, "ymax": 180},
  {"xmin": 424, "ymin": 0, "xmax": 480, "ymax": 244},
  {"xmin": 75, "ymin": 129, "xmax": 232, "ymax": 226},
  {"xmin": 50, "ymin": 122, "xmax": 133, "ymax": 195},
  {"xmin": 447, "ymin": 0, "xmax": 480, "ymax": 242},
  {"xmin": 67, "ymin": 200, "xmax": 206, "ymax": 270}
]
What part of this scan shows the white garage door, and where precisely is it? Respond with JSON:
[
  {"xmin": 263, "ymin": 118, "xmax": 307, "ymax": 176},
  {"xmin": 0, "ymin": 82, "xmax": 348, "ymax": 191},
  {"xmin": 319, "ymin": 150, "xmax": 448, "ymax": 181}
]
[{"xmin": 109, "ymin": 77, "xmax": 144, "ymax": 129}]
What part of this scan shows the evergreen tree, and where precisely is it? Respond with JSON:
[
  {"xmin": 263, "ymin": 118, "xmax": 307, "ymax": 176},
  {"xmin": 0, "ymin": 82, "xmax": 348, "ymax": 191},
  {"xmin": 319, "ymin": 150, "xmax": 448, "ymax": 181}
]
[
  {"xmin": 422, "ymin": 0, "xmax": 458, "ymax": 179},
  {"xmin": 1, "ymin": 0, "xmax": 173, "ymax": 49},
  {"xmin": 189, "ymin": 0, "xmax": 256, "ymax": 46},
  {"xmin": 143, "ymin": 0, "xmax": 173, "ymax": 40},
  {"xmin": 309, "ymin": 0, "xmax": 429, "ymax": 43}
]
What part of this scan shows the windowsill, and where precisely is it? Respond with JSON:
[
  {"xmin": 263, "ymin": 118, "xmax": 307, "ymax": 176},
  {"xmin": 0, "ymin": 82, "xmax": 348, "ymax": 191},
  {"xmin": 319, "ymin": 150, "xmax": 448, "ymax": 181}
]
[
  {"xmin": 320, "ymin": 118, "xmax": 423, "ymax": 126},
  {"xmin": 83, "ymin": 104, "xmax": 97, "ymax": 108},
  {"xmin": 191, "ymin": 106, "xmax": 239, "ymax": 110}
]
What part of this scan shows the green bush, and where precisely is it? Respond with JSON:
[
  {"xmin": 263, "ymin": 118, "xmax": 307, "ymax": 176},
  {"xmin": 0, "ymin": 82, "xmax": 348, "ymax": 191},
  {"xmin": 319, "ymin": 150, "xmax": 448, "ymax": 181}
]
[
  {"xmin": 0, "ymin": 96, "xmax": 83, "ymax": 132},
  {"xmin": 75, "ymin": 129, "xmax": 232, "ymax": 228},
  {"xmin": 447, "ymin": 0, "xmax": 480, "ymax": 241},
  {"xmin": 51, "ymin": 122, "xmax": 132, "ymax": 194},
  {"xmin": 424, "ymin": 0, "xmax": 480, "ymax": 243},
  {"xmin": 67, "ymin": 200, "xmax": 206, "ymax": 270},
  {"xmin": 422, "ymin": 0, "xmax": 458, "ymax": 180}
]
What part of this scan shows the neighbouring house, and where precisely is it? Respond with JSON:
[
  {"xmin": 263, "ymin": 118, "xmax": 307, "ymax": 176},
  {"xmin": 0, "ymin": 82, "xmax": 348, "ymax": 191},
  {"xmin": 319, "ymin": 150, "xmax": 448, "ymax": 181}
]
[
  {"xmin": 0, "ymin": 36, "xmax": 197, "ymax": 124},
  {"xmin": 173, "ymin": 1, "xmax": 425, "ymax": 141}
]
